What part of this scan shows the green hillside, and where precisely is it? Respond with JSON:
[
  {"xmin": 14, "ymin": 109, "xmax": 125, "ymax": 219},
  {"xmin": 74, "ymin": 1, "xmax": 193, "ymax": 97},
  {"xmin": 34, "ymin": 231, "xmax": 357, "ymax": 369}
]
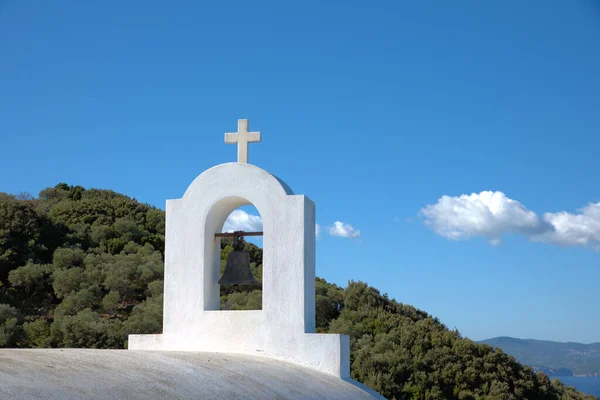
[
  {"xmin": 480, "ymin": 337, "xmax": 600, "ymax": 376},
  {"xmin": 0, "ymin": 184, "xmax": 596, "ymax": 399}
]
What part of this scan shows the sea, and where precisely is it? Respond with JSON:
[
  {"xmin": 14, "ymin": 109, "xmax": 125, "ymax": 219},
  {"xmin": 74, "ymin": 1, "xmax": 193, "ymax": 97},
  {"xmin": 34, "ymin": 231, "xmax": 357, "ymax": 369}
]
[{"xmin": 553, "ymin": 376, "xmax": 600, "ymax": 398}]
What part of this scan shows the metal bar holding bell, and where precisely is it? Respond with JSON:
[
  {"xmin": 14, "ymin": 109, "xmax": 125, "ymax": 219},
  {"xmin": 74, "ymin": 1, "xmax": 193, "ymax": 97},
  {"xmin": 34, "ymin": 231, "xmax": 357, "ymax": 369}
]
[{"xmin": 214, "ymin": 231, "xmax": 264, "ymax": 238}]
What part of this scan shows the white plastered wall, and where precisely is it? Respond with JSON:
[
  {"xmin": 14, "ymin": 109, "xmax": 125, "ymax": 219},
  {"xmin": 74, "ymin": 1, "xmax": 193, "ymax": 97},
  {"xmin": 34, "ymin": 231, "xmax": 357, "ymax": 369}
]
[{"xmin": 129, "ymin": 163, "xmax": 350, "ymax": 378}]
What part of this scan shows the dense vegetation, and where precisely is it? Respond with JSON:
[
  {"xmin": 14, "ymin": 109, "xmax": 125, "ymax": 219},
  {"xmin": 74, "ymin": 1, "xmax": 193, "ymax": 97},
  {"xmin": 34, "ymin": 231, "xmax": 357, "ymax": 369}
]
[
  {"xmin": 480, "ymin": 337, "xmax": 600, "ymax": 377},
  {"xmin": 0, "ymin": 184, "xmax": 596, "ymax": 399}
]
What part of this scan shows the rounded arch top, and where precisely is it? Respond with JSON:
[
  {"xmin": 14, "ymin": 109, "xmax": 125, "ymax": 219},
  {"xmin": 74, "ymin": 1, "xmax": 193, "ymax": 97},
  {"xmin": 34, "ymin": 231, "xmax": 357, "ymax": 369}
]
[
  {"xmin": 181, "ymin": 163, "xmax": 294, "ymax": 203},
  {"xmin": 175, "ymin": 163, "xmax": 299, "ymax": 313}
]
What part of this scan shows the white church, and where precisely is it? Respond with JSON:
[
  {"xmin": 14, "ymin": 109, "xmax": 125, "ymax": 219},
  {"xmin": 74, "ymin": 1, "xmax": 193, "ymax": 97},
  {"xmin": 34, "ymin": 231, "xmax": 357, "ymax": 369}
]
[{"xmin": 0, "ymin": 120, "xmax": 384, "ymax": 399}]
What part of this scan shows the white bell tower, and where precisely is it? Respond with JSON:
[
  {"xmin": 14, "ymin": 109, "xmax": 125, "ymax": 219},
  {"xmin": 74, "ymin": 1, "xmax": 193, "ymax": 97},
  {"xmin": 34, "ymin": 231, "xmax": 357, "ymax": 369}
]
[{"xmin": 129, "ymin": 120, "xmax": 350, "ymax": 378}]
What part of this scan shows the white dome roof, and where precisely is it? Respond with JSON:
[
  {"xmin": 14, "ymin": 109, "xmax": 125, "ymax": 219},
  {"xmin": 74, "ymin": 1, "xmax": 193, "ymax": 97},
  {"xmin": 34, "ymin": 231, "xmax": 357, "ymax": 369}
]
[{"xmin": 0, "ymin": 349, "xmax": 384, "ymax": 400}]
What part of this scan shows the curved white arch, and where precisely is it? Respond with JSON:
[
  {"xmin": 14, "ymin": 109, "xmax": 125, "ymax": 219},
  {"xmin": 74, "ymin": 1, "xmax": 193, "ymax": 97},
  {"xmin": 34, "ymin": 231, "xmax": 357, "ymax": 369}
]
[{"xmin": 182, "ymin": 162, "xmax": 293, "ymax": 200}]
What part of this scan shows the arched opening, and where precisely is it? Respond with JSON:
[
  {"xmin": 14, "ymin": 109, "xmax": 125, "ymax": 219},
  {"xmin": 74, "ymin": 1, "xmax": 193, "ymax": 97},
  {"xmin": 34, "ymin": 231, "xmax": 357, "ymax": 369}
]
[
  {"xmin": 219, "ymin": 205, "xmax": 263, "ymax": 310},
  {"xmin": 203, "ymin": 196, "xmax": 265, "ymax": 311}
]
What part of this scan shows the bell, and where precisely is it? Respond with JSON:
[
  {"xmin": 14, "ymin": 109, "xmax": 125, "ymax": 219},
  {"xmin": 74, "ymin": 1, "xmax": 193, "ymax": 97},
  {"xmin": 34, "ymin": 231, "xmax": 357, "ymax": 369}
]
[
  {"xmin": 218, "ymin": 232, "xmax": 258, "ymax": 285},
  {"xmin": 218, "ymin": 250, "xmax": 258, "ymax": 285}
]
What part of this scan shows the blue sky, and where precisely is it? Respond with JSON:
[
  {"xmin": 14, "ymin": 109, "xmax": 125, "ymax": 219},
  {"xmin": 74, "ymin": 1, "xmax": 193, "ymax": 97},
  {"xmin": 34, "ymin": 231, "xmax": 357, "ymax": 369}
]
[{"xmin": 1, "ymin": 1, "xmax": 599, "ymax": 343}]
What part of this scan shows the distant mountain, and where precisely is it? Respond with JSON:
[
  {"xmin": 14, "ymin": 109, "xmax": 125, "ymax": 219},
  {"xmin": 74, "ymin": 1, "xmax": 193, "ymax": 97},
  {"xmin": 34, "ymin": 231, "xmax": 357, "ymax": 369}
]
[{"xmin": 480, "ymin": 337, "xmax": 600, "ymax": 376}]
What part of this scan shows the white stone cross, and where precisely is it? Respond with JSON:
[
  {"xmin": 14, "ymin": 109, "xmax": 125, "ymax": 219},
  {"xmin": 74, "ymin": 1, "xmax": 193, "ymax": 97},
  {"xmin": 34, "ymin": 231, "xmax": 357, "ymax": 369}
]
[{"xmin": 224, "ymin": 119, "xmax": 261, "ymax": 164}]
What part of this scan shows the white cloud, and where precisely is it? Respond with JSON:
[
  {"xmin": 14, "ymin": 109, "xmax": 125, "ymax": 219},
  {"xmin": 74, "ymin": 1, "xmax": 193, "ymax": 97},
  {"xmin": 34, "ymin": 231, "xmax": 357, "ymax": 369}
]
[
  {"xmin": 420, "ymin": 191, "xmax": 600, "ymax": 250},
  {"xmin": 316, "ymin": 224, "xmax": 321, "ymax": 239},
  {"xmin": 420, "ymin": 191, "xmax": 539, "ymax": 244},
  {"xmin": 329, "ymin": 221, "xmax": 361, "ymax": 238},
  {"xmin": 489, "ymin": 238, "xmax": 501, "ymax": 247},
  {"xmin": 223, "ymin": 210, "xmax": 263, "ymax": 232},
  {"xmin": 536, "ymin": 202, "xmax": 600, "ymax": 249}
]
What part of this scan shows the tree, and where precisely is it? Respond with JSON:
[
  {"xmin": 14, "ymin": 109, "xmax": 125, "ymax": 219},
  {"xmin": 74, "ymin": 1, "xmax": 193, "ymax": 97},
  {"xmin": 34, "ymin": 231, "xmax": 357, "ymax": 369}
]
[
  {"xmin": 51, "ymin": 308, "xmax": 122, "ymax": 348},
  {"xmin": 0, "ymin": 200, "xmax": 49, "ymax": 282},
  {"xmin": 0, "ymin": 304, "xmax": 23, "ymax": 346},
  {"xmin": 122, "ymin": 294, "xmax": 163, "ymax": 336},
  {"xmin": 22, "ymin": 319, "xmax": 51, "ymax": 348}
]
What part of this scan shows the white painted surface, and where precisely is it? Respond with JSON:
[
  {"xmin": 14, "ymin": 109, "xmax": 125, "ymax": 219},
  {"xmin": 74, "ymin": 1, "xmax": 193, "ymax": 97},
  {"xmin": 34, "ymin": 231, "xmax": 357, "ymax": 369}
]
[
  {"xmin": 0, "ymin": 349, "xmax": 385, "ymax": 400},
  {"xmin": 129, "ymin": 162, "xmax": 351, "ymax": 379},
  {"xmin": 224, "ymin": 119, "xmax": 261, "ymax": 163}
]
